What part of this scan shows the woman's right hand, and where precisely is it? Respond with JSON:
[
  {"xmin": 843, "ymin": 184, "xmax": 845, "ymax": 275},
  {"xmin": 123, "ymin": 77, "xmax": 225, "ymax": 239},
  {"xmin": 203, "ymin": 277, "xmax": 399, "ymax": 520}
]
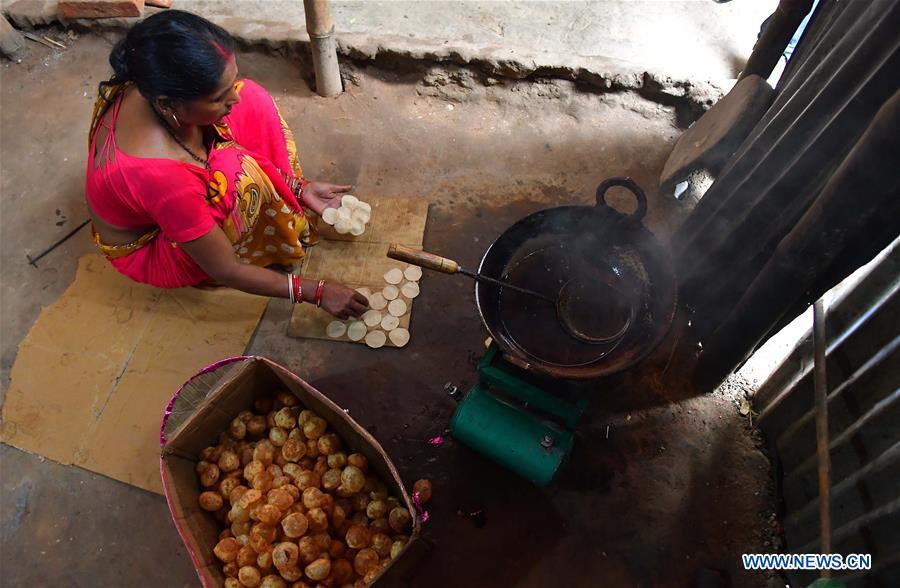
[{"xmin": 318, "ymin": 282, "xmax": 369, "ymax": 319}]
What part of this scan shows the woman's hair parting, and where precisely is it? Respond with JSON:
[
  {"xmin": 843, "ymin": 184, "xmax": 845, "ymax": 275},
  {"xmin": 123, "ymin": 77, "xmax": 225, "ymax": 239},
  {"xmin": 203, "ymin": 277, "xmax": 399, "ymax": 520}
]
[{"xmin": 103, "ymin": 10, "xmax": 235, "ymax": 103}]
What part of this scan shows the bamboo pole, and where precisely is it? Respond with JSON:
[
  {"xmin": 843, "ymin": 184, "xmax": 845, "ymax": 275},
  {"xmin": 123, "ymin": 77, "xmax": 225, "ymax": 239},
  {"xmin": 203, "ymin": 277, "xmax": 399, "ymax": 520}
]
[{"xmin": 303, "ymin": 0, "xmax": 342, "ymax": 97}]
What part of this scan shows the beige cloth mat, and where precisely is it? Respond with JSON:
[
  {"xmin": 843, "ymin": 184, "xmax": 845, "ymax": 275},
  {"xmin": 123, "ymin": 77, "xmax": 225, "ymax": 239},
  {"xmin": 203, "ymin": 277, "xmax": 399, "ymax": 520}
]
[
  {"xmin": 0, "ymin": 255, "xmax": 268, "ymax": 494},
  {"xmin": 288, "ymin": 197, "xmax": 428, "ymax": 346}
]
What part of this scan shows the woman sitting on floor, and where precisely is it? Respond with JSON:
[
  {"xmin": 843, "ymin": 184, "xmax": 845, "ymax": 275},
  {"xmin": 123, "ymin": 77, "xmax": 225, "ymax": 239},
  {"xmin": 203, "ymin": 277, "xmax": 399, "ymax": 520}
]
[{"xmin": 86, "ymin": 10, "xmax": 368, "ymax": 319}]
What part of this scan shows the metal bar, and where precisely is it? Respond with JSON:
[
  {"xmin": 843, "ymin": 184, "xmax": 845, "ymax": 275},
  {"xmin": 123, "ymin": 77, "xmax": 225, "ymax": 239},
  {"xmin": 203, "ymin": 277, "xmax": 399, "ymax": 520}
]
[
  {"xmin": 795, "ymin": 495, "xmax": 900, "ymax": 555},
  {"xmin": 775, "ymin": 333, "xmax": 899, "ymax": 446},
  {"xmin": 303, "ymin": 0, "xmax": 342, "ymax": 97},
  {"xmin": 25, "ymin": 218, "xmax": 91, "ymax": 267},
  {"xmin": 458, "ymin": 268, "xmax": 556, "ymax": 303},
  {"xmin": 813, "ymin": 298, "xmax": 832, "ymax": 564},
  {"xmin": 758, "ymin": 284, "xmax": 899, "ymax": 425},
  {"xmin": 755, "ymin": 240, "xmax": 898, "ymax": 413},
  {"xmin": 787, "ymin": 441, "xmax": 900, "ymax": 532},
  {"xmin": 785, "ymin": 387, "xmax": 899, "ymax": 484}
]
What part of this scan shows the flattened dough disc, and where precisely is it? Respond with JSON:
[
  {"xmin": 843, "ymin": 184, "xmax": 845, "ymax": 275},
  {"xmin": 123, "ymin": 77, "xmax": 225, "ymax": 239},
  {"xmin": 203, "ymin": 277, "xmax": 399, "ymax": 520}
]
[
  {"xmin": 322, "ymin": 208, "xmax": 339, "ymax": 225},
  {"xmin": 368, "ymin": 292, "xmax": 388, "ymax": 310},
  {"xmin": 380, "ymin": 315, "xmax": 400, "ymax": 331},
  {"xmin": 400, "ymin": 282, "xmax": 420, "ymax": 299},
  {"xmin": 382, "ymin": 285, "xmax": 399, "ymax": 300},
  {"xmin": 362, "ymin": 309, "xmax": 383, "ymax": 327},
  {"xmin": 384, "ymin": 268, "xmax": 404, "ymax": 285},
  {"xmin": 388, "ymin": 299, "xmax": 407, "ymax": 317},
  {"xmin": 389, "ymin": 328, "xmax": 410, "ymax": 347},
  {"xmin": 334, "ymin": 218, "xmax": 351, "ymax": 234},
  {"xmin": 326, "ymin": 321, "xmax": 347, "ymax": 338},
  {"xmin": 347, "ymin": 321, "xmax": 367, "ymax": 341},
  {"xmin": 404, "ymin": 266, "xmax": 423, "ymax": 282},
  {"xmin": 356, "ymin": 287, "xmax": 372, "ymax": 298},
  {"xmin": 365, "ymin": 330, "xmax": 387, "ymax": 349}
]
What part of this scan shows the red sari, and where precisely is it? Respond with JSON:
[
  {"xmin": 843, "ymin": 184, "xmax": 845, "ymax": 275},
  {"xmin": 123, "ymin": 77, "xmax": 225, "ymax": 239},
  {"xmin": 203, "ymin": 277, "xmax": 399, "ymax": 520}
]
[{"xmin": 86, "ymin": 79, "xmax": 312, "ymax": 288}]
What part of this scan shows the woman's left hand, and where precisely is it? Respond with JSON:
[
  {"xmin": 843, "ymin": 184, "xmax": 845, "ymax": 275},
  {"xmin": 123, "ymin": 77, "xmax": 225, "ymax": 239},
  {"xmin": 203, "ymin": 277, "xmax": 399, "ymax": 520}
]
[{"xmin": 300, "ymin": 181, "xmax": 353, "ymax": 215}]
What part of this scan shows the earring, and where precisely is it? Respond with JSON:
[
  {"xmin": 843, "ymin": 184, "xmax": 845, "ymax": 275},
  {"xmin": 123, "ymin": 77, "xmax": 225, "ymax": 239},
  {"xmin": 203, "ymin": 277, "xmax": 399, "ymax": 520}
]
[{"xmin": 170, "ymin": 112, "xmax": 181, "ymax": 128}]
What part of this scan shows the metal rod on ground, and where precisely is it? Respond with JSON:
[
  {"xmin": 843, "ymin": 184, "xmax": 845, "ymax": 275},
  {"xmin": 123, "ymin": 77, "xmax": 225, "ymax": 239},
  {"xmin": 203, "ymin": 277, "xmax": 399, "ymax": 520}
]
[
  {"xmin": 25, "ymin": 219, "xmax": 91, "ymax": 267},
  {"xmin": 812, "ymin": 298, "xmax": 832, "ymax": 576},
  {"xmin": 303, "ymin": 0, "xmax": 343, "ymax": 97}
]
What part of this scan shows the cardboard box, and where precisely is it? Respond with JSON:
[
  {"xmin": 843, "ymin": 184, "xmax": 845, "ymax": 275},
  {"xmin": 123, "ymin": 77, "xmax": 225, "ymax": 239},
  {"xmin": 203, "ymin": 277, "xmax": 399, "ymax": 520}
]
[{"xmin": 160, "ymin": 356, "xmax": 423, "ymax": 587}]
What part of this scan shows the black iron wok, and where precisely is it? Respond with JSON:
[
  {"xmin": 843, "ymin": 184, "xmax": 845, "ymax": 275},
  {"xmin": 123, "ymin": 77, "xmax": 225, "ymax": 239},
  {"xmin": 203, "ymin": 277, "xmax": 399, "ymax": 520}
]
[
  {"xmin": 474, "ymin": 177, "xmax": 677, "ymax": 379},
  {"xmin": 388, "ymin": 177, "xmax": 677, "ymax": 380}
]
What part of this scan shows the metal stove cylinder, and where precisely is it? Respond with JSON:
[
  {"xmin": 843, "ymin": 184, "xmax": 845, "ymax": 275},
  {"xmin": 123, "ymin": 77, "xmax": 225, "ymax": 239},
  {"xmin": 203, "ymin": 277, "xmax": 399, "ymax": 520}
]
[{"xmin": 450, "ymin": 386, "xmax": 573, "ymax": 486}]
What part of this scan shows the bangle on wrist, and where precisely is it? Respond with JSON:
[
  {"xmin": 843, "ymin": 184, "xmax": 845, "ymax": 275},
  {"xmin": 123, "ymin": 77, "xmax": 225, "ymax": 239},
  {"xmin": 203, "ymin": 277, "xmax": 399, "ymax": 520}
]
[
  {"xmin": 280, "ymin": 172, "xmax": 308, "ymax": 197},
  {"xmin": 290, "ymin": 274, "xmax": 303, "ymax": 304},
  {"xmin": 315, "ymin": 279, "xmax": 326, "ymax": 307}
]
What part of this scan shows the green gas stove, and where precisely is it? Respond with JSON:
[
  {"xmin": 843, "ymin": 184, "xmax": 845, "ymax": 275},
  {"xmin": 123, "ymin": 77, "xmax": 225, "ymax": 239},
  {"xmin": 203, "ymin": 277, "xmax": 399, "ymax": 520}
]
[{"xmin": 448, "ymin": 344, "xmax": 589, "ymax": 486}]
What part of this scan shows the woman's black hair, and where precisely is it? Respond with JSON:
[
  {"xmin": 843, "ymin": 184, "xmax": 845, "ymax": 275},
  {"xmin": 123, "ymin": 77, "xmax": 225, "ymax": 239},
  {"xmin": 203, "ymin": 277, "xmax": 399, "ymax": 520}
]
[{"xmin": 102, "ymin": 10, "xmax": 235, "ymax": 104}]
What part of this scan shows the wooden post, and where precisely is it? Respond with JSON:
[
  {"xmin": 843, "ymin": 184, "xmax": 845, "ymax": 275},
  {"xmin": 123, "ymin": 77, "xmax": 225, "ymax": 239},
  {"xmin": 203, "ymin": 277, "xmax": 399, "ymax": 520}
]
[
  {"xmin": 303, "ymin": 0, "xmax": 342, "ymax": 97},
  {"xmin": 0, "ymin": 15, "xmax": 25, "ymax": 61},
  {"xmin": 740, "ymin": 0, "xmax": 814, "ymax": 81}
]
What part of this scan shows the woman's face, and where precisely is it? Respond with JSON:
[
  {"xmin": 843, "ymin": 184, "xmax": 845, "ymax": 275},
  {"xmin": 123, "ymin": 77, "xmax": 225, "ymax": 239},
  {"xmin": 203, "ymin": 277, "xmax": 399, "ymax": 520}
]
[{"xmin": 174, "ymin": 56, "xmax": 241, "ymax": 126}]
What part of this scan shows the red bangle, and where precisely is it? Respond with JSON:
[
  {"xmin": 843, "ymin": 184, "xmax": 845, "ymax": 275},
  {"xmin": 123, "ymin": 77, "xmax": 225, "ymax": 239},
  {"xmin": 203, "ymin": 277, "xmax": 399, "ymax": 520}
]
[
  {"xmin": 315, "ymin": 279, "xmax": 326, "ymax": 307},
  {"xmin": 291, "ymin": 274, "xmax": 303, "ymax": 304},
  {"xmin": 281, "ymin": 173, "xmax": 309, "ymax": 197}
]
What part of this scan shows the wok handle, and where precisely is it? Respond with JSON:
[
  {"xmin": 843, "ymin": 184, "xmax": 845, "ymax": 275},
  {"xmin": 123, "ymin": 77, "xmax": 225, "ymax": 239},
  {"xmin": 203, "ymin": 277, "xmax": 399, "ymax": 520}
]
[
  {"xmin": 595, "ymin": 177, "xmax": 647, "ymax": 222},
  {"xmin": 388, "ymin": 243, "xmax": 460, "ymax": 274}
]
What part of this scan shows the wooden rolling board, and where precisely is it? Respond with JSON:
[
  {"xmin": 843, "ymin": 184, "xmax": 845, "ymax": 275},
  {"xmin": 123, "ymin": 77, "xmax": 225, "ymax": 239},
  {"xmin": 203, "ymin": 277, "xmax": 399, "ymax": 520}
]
[
  {"xmin": 287, "ymin": 283, "xmax": 416, "ymax": 348},
  {"xmin": 300, "ymin": 241, "xmax": 411, "ymax": 285},
  {"xmin": 288, "ymin": 196, "xmax": 428, "ymax": 344}
]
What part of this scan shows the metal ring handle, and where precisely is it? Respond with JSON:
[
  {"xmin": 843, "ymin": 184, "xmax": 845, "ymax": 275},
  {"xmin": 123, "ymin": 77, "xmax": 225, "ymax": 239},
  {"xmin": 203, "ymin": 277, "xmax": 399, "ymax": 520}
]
[{"xmin": 595, "ymin": 177, "xmax": 648, "ymax": 222}]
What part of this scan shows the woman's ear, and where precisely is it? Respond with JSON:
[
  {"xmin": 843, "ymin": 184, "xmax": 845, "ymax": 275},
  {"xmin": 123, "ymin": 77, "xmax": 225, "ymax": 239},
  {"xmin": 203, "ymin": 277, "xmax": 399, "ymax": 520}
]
[{"xmin": 154, "ymin": 96, "xmax": 174, "ymax": 115}]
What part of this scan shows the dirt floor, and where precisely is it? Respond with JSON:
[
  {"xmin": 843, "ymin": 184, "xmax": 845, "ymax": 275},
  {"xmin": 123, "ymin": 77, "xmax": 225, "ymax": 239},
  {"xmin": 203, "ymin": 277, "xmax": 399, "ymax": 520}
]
[{"xmin": 1, "ymin": 33, "xmax": 777, "ymax": 587}]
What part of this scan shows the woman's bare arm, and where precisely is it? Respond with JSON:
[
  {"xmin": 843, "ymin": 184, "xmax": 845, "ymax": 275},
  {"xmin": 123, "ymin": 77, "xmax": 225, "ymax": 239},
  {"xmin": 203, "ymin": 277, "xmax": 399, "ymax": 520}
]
[{"xmin": 180, "ymin": 227, "xmax": 368, "ymax": 318}]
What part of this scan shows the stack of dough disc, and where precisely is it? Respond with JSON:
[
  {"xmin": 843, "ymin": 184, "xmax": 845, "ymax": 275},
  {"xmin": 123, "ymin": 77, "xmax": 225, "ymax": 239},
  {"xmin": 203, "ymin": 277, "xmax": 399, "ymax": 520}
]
[
  {"xmin": 322, "ymin": 263, "xmax": 423, "ymax": 348},
  {"xmin": 320, "ymin": 195, "xmax": 372, "ymax": 236}
]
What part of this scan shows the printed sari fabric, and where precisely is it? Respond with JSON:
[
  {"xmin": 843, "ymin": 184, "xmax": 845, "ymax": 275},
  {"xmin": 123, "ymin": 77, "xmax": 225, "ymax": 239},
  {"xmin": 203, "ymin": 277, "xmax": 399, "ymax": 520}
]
[{"xmin": 86, "ymin": 79, "xmax": 312, "ymax": 288}]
